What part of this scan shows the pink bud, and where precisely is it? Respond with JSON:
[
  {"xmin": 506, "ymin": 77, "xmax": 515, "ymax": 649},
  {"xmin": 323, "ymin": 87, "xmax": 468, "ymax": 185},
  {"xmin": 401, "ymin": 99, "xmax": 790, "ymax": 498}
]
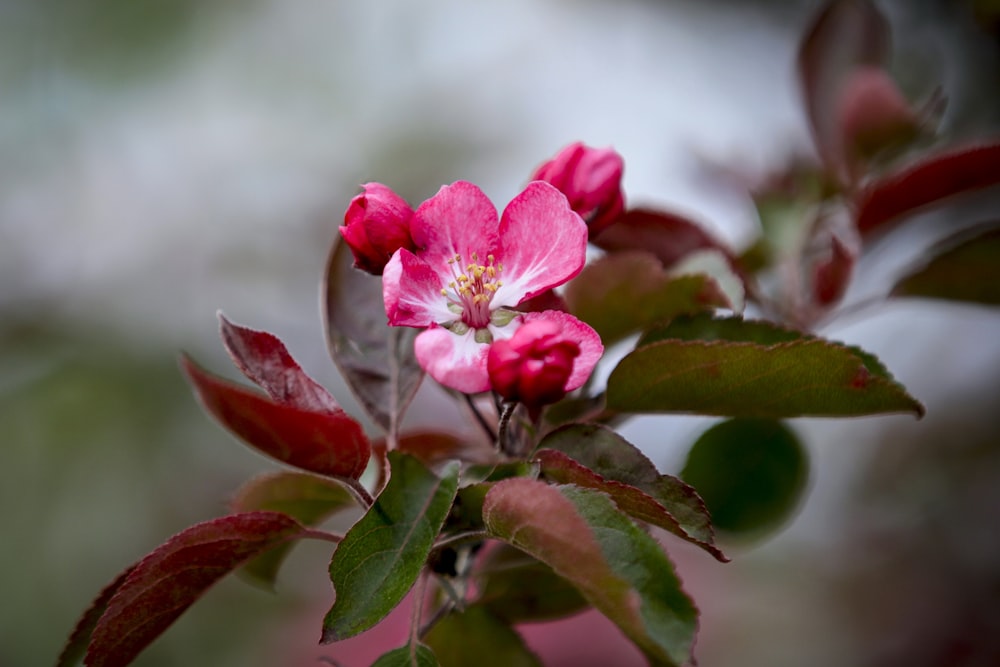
[
  {"xmin": 837, "ymin": 66, "xmax": 921, "ymax": 174},
  {"xmin": 339, "ymin": 183, "xmax": 415, "ymax": 275},
  {"xmin": 487, "ymin": 319, "xmax": 581, "ymax": 409},
  {"xmin": 531, "ymin": 142, "xmax": 625, "ymax": 235}
]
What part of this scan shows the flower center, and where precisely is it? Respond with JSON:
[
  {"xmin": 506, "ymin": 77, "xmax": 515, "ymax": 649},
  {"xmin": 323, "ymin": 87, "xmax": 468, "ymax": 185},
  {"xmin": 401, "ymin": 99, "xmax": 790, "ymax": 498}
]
[{"xmin": 440, "ymin": 252, "xmax": 504, "ymax": 330}]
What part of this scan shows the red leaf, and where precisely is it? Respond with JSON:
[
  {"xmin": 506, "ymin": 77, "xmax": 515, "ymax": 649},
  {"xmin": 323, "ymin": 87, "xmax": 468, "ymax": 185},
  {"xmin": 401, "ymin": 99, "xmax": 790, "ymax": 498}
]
[
  {"xmin": 856, "ymin": 143, "xmax": 1000, "ymax": 237},
  {"xmin": 218, "ymin": 313, "xmax": 342, "ymax": 413},
  {"xmin": 591, "ymin": 208, "xmax": 734, "ymax": 271},
  {"xmin": 57, "ymin": 567, "xmax": 137, "ymax": 667},
  {"xmin": 181, "ymin": 355, "xmax": 370, "ymax": 480},
  {"xmin": 83, "ymin": 512, "xmax": 307, "ymax": 667},
  {"xmin": 813, "ymin": 235, "xmax": 855, "ymax": 307}
]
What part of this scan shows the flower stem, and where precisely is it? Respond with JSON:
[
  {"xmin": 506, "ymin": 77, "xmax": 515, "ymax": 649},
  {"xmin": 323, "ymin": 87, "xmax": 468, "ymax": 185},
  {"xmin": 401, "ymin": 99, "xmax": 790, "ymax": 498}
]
[{"xmin": 496, "ymin": 401, "xmax": 517, "ymax": 455}]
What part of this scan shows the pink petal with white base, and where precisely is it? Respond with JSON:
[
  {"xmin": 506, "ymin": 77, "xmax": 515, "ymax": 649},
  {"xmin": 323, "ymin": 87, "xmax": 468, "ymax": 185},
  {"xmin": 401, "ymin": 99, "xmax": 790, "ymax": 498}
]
[
  {"xmin": 410, "ymin": 181, "xmax": 500, "ymax": 272},
  {"xmin": 383, "ymin": 250, "xmax": 453, "ymax": 327},
  {"xmin": 494, "ymin": 182, "xmax": 588, "ymax": 307},
  {"xmin": 414, "ymin": 325, "xmax": 492, "ymax": 394},
  {"xmin": 521, "ymin": 310, "xmax": 603, "ymax": 391}
]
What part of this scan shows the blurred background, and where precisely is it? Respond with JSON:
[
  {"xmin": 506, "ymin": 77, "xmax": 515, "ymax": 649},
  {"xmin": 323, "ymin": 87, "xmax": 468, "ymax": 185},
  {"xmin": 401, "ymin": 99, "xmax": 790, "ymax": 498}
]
[{"xmin": 2, "ymin": 0, "xmax": 999, "ymax": 665}]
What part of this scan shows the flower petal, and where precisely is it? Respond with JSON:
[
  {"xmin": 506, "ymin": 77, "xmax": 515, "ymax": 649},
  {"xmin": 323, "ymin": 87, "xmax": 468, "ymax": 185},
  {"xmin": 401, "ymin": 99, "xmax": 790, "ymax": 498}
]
[
  {"xmin": 383, "ymin": 249, "xmax": 453, "ymax": 327},
  {"xmin": 520, "ymin": 310, "xmax": 603, "ymax": 391},
  {"xmin": 414, "ymin": 325, "xmax": 491, "ymax": 394},
  {"xmin": 411, "ymin": 181, "xmax": 500, "ymax": 271},
  {"xmin": 494, "ymin": 181, "xmax": 588, "ymax": 307}
]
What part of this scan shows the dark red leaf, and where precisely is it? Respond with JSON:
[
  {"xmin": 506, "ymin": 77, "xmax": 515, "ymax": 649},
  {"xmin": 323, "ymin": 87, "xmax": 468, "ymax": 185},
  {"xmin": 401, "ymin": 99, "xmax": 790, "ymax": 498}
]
[
  {"xmin": 218, "ymin": 313, "xmax": 342, "ymax": 413},
  {"xmin": 83, "ymin": 512, "xmax": 307, "ymax": 667},
  {"xmin": 181, "ymin": 355, "xmax": 370, "ymax": 480},
  {"xmin": 57, "ymin": 566, "xmax": 136, "ymax": 667},
  {"xmin": 591, "ymin": 208, "xmax": 735, "ymax": 271},
  {"xmin": 856, "ymin": 143, "xmax": 1000, "ymax": 237}
]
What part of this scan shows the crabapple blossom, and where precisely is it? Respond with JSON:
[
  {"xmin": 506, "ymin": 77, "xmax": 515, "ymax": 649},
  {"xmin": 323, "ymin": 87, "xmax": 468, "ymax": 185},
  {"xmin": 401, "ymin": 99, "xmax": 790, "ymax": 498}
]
[
  {"xmin": 531, "ymin": 142, "xmax": 625, "ymax": 235},
  {"xmin": 382, "ymin": 180, "xmax": 603, "ymax": 394},
  {"xmin": 340, "ymin": 183, "xmax": 416, "ymax": 275}
]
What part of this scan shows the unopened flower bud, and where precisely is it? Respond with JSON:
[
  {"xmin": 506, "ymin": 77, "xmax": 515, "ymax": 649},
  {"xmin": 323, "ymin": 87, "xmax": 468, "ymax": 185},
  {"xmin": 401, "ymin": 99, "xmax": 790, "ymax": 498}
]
[
  {"xmin": 837, "ymin": 66, "xmax": 921, "ymax": 174},
  {"xmin": 487, "ymin": 319, "xmax": 581, "ymax": 409},
  {"xmin": 339, "ymin": 183, "xmax": 415, "ymax": 275},
  {"xmin": 531, "ymin": 142, "xmax": 625, "ymax": 235}
]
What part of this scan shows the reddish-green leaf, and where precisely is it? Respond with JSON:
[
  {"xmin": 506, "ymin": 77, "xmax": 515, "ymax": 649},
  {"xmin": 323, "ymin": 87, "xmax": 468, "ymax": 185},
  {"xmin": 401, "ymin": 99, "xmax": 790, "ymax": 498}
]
[
  {"xmin": 682, "ymin": 419, "xmax": 808, "ymax": 536},
  {"xmin": 181, "ymin": 355, "xmax": 371, "ymax": 479},
  {"xmin": 230, "ymin": 472, "xmax": 357, "ymax": 588},
  {"xmin": 475, "ymin": 544, "xmax": 589, "ymax": 623},
  {"xmin": 82, "ymin": 512, "xmax": 308, "ymax": 667},
  {"xmin": 798, "ymin": 0, "xmax": 889, "ymax": 176},
  {"xmin": 218, "ymin": 313, "xmax": 342, "ymax": 413},
  {"xmin": 564, "ymin": 251, "xmax": 730, "ymax": 345},
  {"xmin": 892, "ymin": 226, "xmax": 1000, "ymax": 305},
  {"xmin": 856, "ymin": 143, "xmax": 1000, "ymax": 237},
  {"xmin": 323, "ymin": 452, "xmax": 459, "ymax": 642},
  {"xmin": 591, "ymin": 208, "xmax": 735, "ymax": 270},
  {"xmin": 324, "ymin": 237, "xmax": 423, "ymax": 435},
  {"xmin": 537, "ymin": 424, "xmax": 725, "ymax": 561},
  {"xmin": 371, "ymin": 643, "xmax": 441, "ymax": 667},
  {"xmin": 483, "ymin": 479, "xmax": 698, "ymax": 666},
  {"xmin": 425, "ymin": 606, "xmax": 542, "ymax": 667},
  {"xmin": 607, "ymin": 315, "xmax": 924, "ymax": 418}
]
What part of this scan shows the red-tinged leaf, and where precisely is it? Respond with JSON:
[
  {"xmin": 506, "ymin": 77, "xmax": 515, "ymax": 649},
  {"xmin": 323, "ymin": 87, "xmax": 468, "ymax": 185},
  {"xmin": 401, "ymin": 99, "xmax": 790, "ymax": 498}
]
[
  {"xmin": 371, "ymin": 643, "xmax": 441, "ymax": 667},
  {"xmin": 856, "ymin": 143, "xmax": 1000, "ymax": 237},
  {"xmin": 564, "ymin": 251, "xmax": 730, "ymax": 345},
  {"xmin": 798, "ymin": 0, "xmax": 890, "ymax": 177},
  {"xmin": 474, "ymin": 545, "xmax": 589, "ymax": 623},
  {"xmin": 324, "ymin": 237, "xmax": 423, "ymax": 436},
  {"xmin": 892, "ymin": 225, "xmax": 1000, "ymax": 305},
  {"xmin": 483, "ymin": 479, "xmax": 698, "ymax": 667},
  {"xmin": 813, "ymin": 234, "xmax": 855, "ymax": 307},
  {"xmin": 592, "ymin": 208, "xmax": 735, "ymax": 271},
  {"xmin": 395, "ymin": 431, "xmax": 497, "ymax": 467},
  {"xmin": 537, "ymin": 423, "xmax": 726, "ymax": 562},
  {"xmin": 83, "ymin": 512, "xmax": 308, "ymax": 667},
  {"xmin": 218, "ymin": 312, "xmax": 341, "ymax": 413},
  {"xmin": 180, "ymin": 355, "xmax": 371, "ymax": 479},
  {"xmin": 607, "ymin": 314, "xmax": 924, "ymax": 418},
  {"xmin": 682, "ymin": 419, "xmax": 808, "ymax": 537},
  {"xmin": 425, "ymin": 606, "xmax": 542, "ymax": 667},
  {"xmin": 57, "ymin": 566, "xmax": 136, "ymax": 667},
  {"xmin": 323, "ymin": 452, "xmax": 460, "ymax": 642},
  {"xmin": 230, "ymin": 472, "xmax": 357, "ymax": 588}
]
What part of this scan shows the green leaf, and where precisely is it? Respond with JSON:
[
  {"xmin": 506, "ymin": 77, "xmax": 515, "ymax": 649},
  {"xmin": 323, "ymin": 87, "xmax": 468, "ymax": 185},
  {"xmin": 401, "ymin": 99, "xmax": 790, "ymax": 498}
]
[
  {"xmin": 608, "ymin": 314, "xmax": 924, "ymax": 418},
  {"xmin": 229, "ymin": 472, "xmax": 356, "ymax": 588},
  {"xmin": 892, "ymin": 225, "xmax": 1000, "ymax": 305},
  {"xmin": 537, "ymin": 424, "xmax": 726, "ymax": 562},
  {"xmin": 424, "ymin": 606, "xmax": 542, "ymax": 667},
  {"xmin": 475, "ymin": 544, "xmax": 589, "ymax": 623},
  {"xmin": 324, "ymin": 237, "xmax": 423, "ymax": 436},
  {"xmin": 682, "ymin": 419, "xmax": 808, "ymax": 536},
  {"xmin": 483, "ymin": 479, "xmax": 698, "ymax": 667},
  {"xmin": 323, "ymin": 452, "xmax": 459, "ymax": 642},
  {"xmin": 371, "ymin": 643, "xmax": 441, "ymax": 667},
  {"xmin": 564, "ymin": 251, "xmax": 729, "ymax": 345}
]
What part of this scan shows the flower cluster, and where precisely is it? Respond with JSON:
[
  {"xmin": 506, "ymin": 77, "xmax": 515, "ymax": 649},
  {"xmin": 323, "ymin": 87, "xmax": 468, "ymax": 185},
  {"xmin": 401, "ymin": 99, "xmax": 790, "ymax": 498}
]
[{"xmin": 338, "ymin": 143, "xmax": 623, "ymax": 409}]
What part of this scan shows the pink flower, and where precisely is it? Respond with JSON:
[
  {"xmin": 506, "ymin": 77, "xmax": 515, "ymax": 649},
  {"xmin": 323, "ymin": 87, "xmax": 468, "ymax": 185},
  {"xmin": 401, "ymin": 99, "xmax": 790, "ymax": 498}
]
[
  {"xmin": 531, "ymin": 142, "xmax": 625, "ymax": 235},
  {"xmin": 488, "ymin": 318, "xmax": 581, "ymax": 408},
  {"xmin": 340, "ymin": 183, "xmax": 416, "ymax": 275},
  {"xmin": 382, "ymin": 180, "xmax": 603, "ymax": 394}
]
